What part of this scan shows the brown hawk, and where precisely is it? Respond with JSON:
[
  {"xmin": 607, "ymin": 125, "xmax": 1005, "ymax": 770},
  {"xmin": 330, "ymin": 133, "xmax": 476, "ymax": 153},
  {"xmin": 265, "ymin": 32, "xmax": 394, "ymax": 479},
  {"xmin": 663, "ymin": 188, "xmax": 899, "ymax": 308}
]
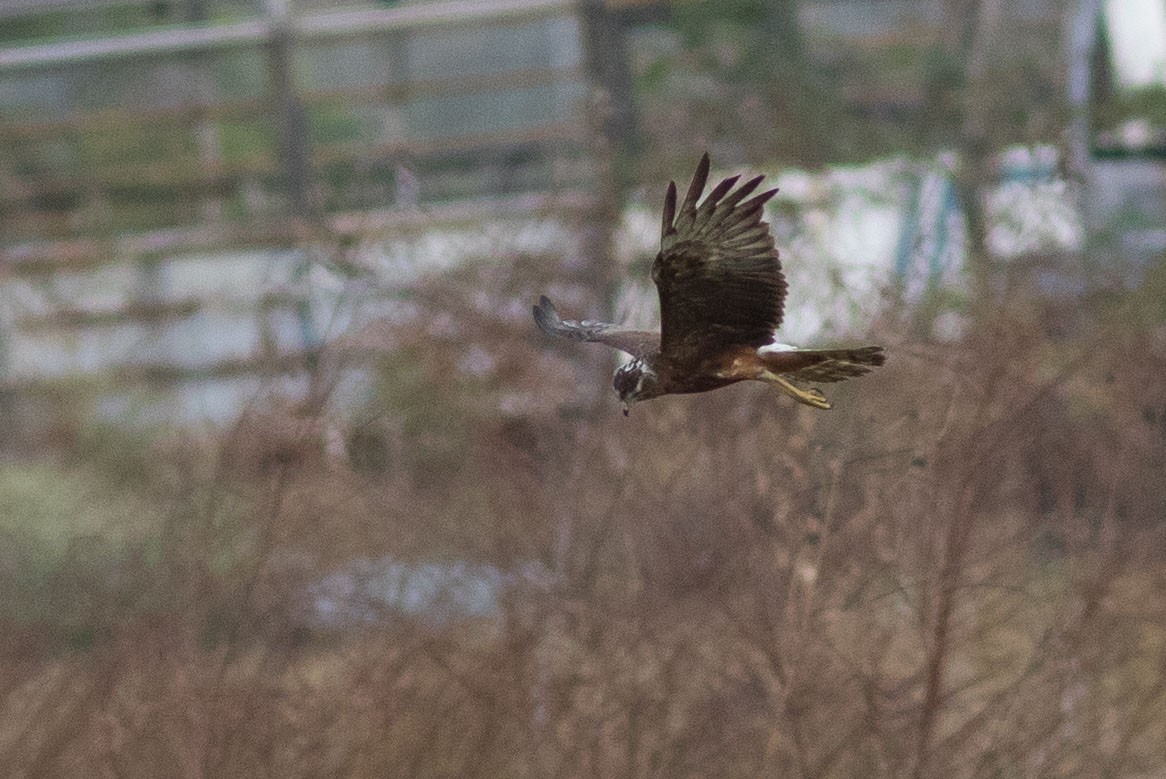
[{"xmin": 534, "ymin": 153, "xmax": 885, "ymax": 415}]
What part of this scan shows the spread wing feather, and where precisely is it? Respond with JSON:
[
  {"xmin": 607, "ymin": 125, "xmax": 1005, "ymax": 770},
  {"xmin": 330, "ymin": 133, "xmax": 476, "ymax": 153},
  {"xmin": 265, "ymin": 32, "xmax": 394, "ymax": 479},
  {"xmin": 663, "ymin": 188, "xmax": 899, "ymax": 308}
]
[
  {"xmin": 532, "ymin": 296, "xmax": 659, "ymax": 358},
  {"xmin": 652, "ymin": 153, "xmax": 785, "ymax": 362}
]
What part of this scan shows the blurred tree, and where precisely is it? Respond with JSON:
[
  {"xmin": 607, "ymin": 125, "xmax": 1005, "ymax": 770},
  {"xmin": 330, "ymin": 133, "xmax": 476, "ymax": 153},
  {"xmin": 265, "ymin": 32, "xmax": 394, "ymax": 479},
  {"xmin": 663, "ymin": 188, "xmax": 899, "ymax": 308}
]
[
  {"xmin": 931, "ymin": 0, "xmax": 1001, "ymax": 297},
  {"xmin": 917, "ymin": 0, "xmax": 1066, "ymax": 298},
  {"xmin": 665, "ymin": 0, "xmax": 841, "ymax": 166},
  {"xmin": 578, "ymin": 0, "xmax": 641, "ymax": 405}
]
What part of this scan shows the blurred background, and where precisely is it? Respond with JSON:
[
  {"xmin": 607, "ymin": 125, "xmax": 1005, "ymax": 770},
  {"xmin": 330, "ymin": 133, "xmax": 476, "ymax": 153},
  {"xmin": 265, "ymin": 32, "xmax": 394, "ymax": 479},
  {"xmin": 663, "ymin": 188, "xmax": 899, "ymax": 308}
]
[{"xmin": 1, "ymin": 0, "xmax": 1165, "ymax": 775}]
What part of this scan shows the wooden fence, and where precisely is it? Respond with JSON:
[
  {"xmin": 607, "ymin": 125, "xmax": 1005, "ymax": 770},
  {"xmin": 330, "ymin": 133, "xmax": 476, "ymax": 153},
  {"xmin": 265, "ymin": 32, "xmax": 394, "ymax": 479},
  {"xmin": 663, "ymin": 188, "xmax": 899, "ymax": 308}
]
[{"xmin": 0, "ymin": 0, "xmax": 630, "ymax": 433}]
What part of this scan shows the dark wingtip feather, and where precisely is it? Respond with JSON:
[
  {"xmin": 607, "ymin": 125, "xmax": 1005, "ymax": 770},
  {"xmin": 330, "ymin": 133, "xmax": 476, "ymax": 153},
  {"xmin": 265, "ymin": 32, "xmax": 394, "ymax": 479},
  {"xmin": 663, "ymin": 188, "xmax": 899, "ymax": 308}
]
[
  {"xmin": 705, "ymin": 174, "xmax": 739, "ymax": 207},
  {"xmin": 714, "ymin": 174, "xmax": 765, "ymax": 213},
  {"xmin": 678, "ymin": 153, "xmax": 711, "ymax": 218},
  {"xmin": 732, "ymin": 188, "xmax": 780, "ymax": 220},
  {"xmin": 661, "ymin": 181, "xmax": 677, "ymax": 239}
]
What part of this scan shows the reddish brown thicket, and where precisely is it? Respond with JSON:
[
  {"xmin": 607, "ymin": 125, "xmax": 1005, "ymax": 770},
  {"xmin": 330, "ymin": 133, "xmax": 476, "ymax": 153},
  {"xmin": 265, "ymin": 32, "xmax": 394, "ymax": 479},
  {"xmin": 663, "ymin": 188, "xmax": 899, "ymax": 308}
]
[{"xmin": 1, "ymin": 259, "xmax": 1164, "ymax": 777}]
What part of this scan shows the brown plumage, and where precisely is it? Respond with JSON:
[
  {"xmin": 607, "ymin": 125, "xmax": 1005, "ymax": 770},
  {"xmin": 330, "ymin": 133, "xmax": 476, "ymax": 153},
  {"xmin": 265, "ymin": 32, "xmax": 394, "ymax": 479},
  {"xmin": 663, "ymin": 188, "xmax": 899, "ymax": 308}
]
[{"xmin": 534, "ymin": 153, "xmax": 885, "ymax": 414}]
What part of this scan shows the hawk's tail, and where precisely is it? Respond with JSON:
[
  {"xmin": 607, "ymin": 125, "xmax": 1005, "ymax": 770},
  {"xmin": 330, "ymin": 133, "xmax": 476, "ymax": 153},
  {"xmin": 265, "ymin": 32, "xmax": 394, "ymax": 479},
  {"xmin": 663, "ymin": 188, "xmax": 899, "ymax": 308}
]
[
  {"xmin": 780, "ymin": 346, "xmax": 886, "ymax": 384},
  {"xmin": 759, "ymin": 345, "xmax": 886, "ymax": 410}
]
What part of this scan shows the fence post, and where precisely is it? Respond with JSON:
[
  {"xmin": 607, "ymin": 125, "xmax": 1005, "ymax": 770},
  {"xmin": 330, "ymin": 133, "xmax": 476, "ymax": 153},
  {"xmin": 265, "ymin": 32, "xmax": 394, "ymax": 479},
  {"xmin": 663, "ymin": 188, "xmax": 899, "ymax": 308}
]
[
  {"xmin": 264, "ymin": 0, "xmax": 314, "ymax": 219},
  {"xmin": 261, "ymin": 0, "xmax": 320, "ymax": 383},
  {"xmin": 576, "ymin": 0, "xmax": 637, "ymax": 379}
]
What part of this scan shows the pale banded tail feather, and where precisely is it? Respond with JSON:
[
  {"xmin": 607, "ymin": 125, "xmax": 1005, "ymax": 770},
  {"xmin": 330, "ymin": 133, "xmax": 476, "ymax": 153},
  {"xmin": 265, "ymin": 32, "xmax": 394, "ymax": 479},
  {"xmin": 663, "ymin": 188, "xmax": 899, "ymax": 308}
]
[{"xmin": 783, "ymin": 346, "xmax": 886, "ymax": 384}]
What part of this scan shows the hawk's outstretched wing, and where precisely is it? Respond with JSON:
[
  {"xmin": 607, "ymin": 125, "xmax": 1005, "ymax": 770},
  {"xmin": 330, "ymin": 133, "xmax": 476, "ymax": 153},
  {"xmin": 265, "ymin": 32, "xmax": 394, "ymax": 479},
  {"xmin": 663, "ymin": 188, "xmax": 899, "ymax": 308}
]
[
  {"xmin": 652, "ymin": 153, "xmax": 785, "ymax": 363},
  {"xmin": 533, "ymin": 296, "xmax": 660, "ymax": 358}
]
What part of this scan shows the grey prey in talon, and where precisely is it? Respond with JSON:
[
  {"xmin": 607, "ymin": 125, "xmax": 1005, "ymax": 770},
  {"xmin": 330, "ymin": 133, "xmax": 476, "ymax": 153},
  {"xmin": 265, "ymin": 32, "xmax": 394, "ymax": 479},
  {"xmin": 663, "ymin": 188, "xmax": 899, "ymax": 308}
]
[{"xmin": 534, "ymin": 153, "xmax": 885, "ymax": 416}]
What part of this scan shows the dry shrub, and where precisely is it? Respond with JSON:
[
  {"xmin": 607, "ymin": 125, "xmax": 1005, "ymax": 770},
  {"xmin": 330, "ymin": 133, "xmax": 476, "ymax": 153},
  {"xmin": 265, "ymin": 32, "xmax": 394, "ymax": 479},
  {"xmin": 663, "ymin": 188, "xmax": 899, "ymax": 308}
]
[{"xmin": 2, "ymin": 257, "xmax": 1165, "ymax": 778}]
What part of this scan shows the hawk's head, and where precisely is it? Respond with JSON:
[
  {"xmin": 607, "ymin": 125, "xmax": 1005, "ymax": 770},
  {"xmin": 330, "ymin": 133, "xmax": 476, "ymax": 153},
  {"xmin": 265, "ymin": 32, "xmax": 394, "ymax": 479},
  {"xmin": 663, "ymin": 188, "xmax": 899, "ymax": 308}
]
[{"xmin": 613, "ymin": 358, "xmax": 660, "ymax": 416}]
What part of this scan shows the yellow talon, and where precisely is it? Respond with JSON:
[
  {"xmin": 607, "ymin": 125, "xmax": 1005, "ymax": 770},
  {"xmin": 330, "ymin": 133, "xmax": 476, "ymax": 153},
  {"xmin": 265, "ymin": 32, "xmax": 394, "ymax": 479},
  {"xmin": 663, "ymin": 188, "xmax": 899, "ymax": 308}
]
[{"xmin": 762, "ymin": 372, "xmax": 832, "ymax": 410}]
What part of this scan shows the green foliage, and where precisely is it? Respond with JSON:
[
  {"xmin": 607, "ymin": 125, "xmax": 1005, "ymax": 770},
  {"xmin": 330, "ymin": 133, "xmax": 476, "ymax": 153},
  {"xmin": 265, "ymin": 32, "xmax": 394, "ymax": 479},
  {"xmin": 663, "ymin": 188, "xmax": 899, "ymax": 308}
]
[
  {"xmin": 218, "ymin": 117, "xmax": 279, "ymax": 163},
  {"xmin": 308, "ymin": 105, "xmax": 365, "ymax": 146},
  {"xmin": 0, "ymin": 463, "xmax": 159, "ymax": 630},
  {"xmin": 0, "ymin": 464, "xmax": 154, "ymax": 558},
  {"xmin": 366, "ymin": 347, "xmax": 477, "ymax": 483},
  {"xmin": 81, "ymin": 123, "xmax": 198, "ymax": 170},
  {"xmin": 1095, "ymin": 85, "xmax": 1166, "ymax": 131},
  {"xmin": 671, "ymin": 0, "xmax": 778, "ymax": 78}
]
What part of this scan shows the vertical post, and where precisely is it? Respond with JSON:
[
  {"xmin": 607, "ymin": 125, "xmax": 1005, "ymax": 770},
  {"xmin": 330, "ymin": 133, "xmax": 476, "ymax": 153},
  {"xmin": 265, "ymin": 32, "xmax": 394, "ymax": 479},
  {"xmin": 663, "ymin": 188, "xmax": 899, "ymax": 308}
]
[
  {"xmin": 578, "ymin": 0, "xmax": 639, "ymax": 168},
  {"xmin": 264, "ymin": 0, "xmax": 314, "ymax": 219},
  {"xmin": 263, "ymin": 0, "xmax": 319, "ymax": 385},
  {"xmin": 950, "ymin": 0, "xmax": 1005, "ymax": 301},
  {"xmin": 183, "ymin": 0, "xmax": 224, "ymax": 225},
  {"xmin": 544, "ymin": 0, "xmax": 638, "ymax": 576},
  {"xmin": 576, "ymin": 0, "xmax": 637, "ymax": 358},
  {"xmin": 759, "ymin": 0, "xmax": 826, "ymax": 165},
  {"xmin": 140, "ymin": 0, "xmax": 221, "ymax": 387},
  {"xmin": 1066, "ymin": 0, "xmax": 1101, "ymax": 212}
]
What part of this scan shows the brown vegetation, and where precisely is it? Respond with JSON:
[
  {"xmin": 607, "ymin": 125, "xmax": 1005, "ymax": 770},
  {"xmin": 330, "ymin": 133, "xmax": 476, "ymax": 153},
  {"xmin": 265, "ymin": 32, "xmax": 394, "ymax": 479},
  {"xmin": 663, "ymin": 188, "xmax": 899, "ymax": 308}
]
[{"xmin": 2, "ymin": 252, "xmax": 1165, "ymax": 778}]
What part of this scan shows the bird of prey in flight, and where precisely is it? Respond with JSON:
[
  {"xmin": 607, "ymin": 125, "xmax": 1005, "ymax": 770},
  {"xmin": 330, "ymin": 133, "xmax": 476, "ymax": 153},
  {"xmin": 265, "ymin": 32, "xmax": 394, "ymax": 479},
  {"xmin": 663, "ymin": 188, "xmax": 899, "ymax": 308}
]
[{"xmin": 534, "ymin": 153, "xmax": 885, "ymax": 415}]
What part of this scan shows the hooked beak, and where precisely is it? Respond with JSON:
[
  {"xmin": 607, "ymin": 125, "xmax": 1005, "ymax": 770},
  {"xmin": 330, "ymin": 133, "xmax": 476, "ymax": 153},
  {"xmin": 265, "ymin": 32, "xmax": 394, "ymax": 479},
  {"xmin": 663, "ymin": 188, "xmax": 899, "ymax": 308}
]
[{"xmin": 622, "ymin": 404, "xmax": 630, "ymax": 417}]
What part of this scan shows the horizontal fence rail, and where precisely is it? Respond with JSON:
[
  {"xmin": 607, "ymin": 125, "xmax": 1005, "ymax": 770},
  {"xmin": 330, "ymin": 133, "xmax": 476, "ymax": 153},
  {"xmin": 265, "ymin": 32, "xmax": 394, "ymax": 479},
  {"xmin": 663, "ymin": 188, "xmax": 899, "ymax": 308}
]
[
  {"xmin": 0, "ymin": 0, "xmax": 576, "ymax": 70},
  {"xmin": 0, "ymin": 0, "xmax": 612, "ymax": 430}
]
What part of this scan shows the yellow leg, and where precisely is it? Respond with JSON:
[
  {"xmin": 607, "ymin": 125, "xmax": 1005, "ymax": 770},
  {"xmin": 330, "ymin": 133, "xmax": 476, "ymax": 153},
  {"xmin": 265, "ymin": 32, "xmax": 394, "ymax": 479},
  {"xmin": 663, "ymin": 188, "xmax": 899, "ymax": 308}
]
[{"xmin": 760, "ymin": 371, "xmax": 832, "ymax": 410}]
